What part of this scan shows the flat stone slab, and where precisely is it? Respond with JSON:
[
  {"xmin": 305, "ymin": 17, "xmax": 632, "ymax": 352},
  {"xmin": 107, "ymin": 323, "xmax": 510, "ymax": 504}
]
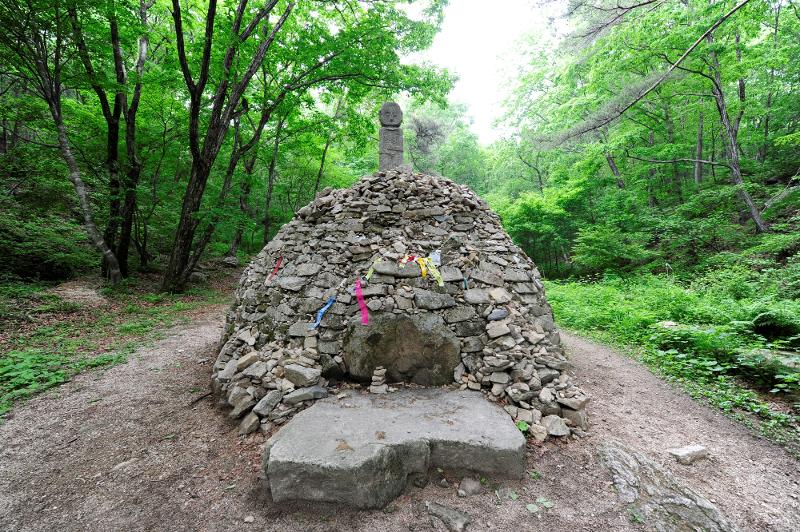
[{"xmin": 264, "ymin": 389, "xmax": 525, "ymax": 509}]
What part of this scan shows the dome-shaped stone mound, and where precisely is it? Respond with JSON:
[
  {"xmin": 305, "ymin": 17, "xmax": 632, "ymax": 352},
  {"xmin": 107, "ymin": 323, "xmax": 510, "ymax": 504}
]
[{"xmin": 213, "ymin": 167, "xmax": 588, "ymax": 439}]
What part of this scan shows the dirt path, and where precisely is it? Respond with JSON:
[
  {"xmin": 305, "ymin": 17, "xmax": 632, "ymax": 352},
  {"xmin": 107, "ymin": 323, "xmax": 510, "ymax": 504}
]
[{"xmin": 1, "ymin": 318, "xmax": 798, "ymax": 531}]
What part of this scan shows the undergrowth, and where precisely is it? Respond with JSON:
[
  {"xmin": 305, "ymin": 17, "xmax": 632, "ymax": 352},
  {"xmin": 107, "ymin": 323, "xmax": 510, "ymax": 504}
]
[
  {"xmin": 0, "ymin": 272, "xmax": 231, "ymax": 418},
  {"xmin": 546, "ymin": 272, "xmax": 800, "ymax": 454}
]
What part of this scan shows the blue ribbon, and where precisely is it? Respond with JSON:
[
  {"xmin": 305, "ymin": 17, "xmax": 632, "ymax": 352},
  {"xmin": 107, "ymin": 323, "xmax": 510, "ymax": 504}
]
[{"xmin": 309, "ymin": 296, "xmax": 336, "ymax": 330}]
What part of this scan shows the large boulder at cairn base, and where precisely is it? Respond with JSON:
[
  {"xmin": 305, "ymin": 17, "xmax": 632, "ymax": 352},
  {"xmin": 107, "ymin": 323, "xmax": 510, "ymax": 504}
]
[
  {"xmin": 213, "ymin": 167, "xmax": 588, "ymax": 436},
  {"xmin": 343, "ymin": 312, "xmax": 460, "ymax": 385}
]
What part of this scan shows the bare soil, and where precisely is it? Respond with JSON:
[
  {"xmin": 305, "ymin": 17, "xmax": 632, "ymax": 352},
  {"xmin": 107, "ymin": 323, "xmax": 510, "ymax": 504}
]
[{"xmin": 1, "ymin": 315, "xmax": 798, "ymax": 531}]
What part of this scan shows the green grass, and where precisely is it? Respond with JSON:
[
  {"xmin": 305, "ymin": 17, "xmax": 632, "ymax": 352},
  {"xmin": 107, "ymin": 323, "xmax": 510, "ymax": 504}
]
[
  {"xmin": 545, "ymin": 272, "xmax": 800, "ymax": 453},
  {"xmin": 0, "ymin": 273, "xmax": 232, "ymax": 418}
]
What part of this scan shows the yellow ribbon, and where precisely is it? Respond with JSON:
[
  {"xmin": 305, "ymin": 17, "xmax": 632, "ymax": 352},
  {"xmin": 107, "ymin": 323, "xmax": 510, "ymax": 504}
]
[
  {"xmin": 426, "ymin": 258, "xmax": 444, "ymax": 287},
  {"xmin": 416, "ymin": 257, "xmax": 428, "ymax": 278},
  {"xmin": 366, "ymin": 257, "xmax": 382, "ymax": 281}
]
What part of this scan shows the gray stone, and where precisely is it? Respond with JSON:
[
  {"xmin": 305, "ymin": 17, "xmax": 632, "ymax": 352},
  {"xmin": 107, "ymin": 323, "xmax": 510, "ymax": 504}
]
[
  {"xmin": 667, "ymin": 445, "xmax": 709, "ymax": 465},
  {"xmin": 487, "ymin": 308, "xmax": 509, "ymax": 321},
  {"xmin": 489, "ymin": 287, "xmax": 512, "ymax": 304},
  {"xmin": 444, "ymin": 305, "xmax": 478, "ymax": 323},
  {"xmin": 342, "ymin": 313, "xmax": 460, "ymax": 386},
  {"xmin": 538, "ymin": 387, "xmax": 554, "ymax": 404},
  {"xmin": 288, "ymin": 321, "xmax": 311, "ymax": 337},
  {"xmin": 239, "ymin": 412, "xmax": 260, "ymax": 435},
  {"xmin": 229, "ymin": 395, "xmax": 256, "ymax": 419},
  {"xmin": 374, "ymin": 259, "xmax": 421, "ymax": 278},
  {"xmin": 541, "ymin": 415, "xmax": 569, "ymax": 437},
  {"xmin": 425, "ymin": 501, "xmax": 471, "ymax": 531},
  {"xmin": 243, "ymin": 361, "xmax": 268, "ymax": 379},
  {"xmin": 457, "ymin": 477, "xmax": 482, "ymax": 497},
  {"xmin": 450, "ymin": 319, "xmax": 481, "ymax": 337},
  {"xmin": 471, "ymin": 269, "xmax": 503, "ymax": 287},
  {"xmin": 265, "ymin": 390, "xmax": 525, "ymax": 509},
  {"xmin": 414, "ymin": 289, "xmax": 456, "ymax": 310},
  {"xmin": 489, "ymin": 372, "xmax": 510, "ymax": 384},
  {"xmin": 253, "ymin": 390, "xmax": 283, "ymax": 417},
  {"xmin": 528, "ymin": 423, "xmax": 548, "ymax": 442},
  {"xmin": 537, "ymin": 368, "xmax": 559, "ymax": 384},
  {"xmin": 319, "ymin": 353, "xmax": 344, "ymax": 378},
  {"xmin": 503, "ymin": 269, "xmax": 530, "ymax": 282},
  {"xmin": 463, "ymin": 288, "xmax": 490, "ymax": 304},
  {"xmin": 440, "ymin": 265, "xmax": 464, "ymax": 282},
  {"xmin": 283, "ymin": 385, "xmax": 328, "ymax": 405},
  {"xmin": 515, "ymin": 409, "xmax": 534, "ymax": 424},
  {"xmin": 283, "ymin": 364, "xmax": 321, "ymax": 387},
  {"xmin": 486, "ymin": 322, "xmax": 510, "ymax": 338},
  {"xmin": 236, "ymin": 351, "xmax": 259, "ymax": 371},
  {"xmin": 295, "ymin": 263, "xmax": 322, "ymax": 276},
  {"xmin": 277, "ymin": 276, "xmax": 306, "ymax": 291},
  {"xmin": 561, "ymin": 407, "xmax": 588, "ymax": 430},
  {"xmin": 217, "ymin": 358, "xmax": 237, "ymax": 381},
  {"xmin": 600, "ymin": 441, "xmax": 735, "ymax": 531},
  {"xmin": 221, "ymin": 255, "xmax": 239, "ymax": 267},
  {"xmin": 557, "ymin": 395, "xmax": 589, "ymax": 410}
]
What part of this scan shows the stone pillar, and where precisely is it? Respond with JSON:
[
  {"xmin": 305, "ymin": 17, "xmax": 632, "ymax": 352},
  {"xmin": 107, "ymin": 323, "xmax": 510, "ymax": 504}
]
[{"xmin": 379, "ymin": 102, "xmax": 404, "ymax": 171}]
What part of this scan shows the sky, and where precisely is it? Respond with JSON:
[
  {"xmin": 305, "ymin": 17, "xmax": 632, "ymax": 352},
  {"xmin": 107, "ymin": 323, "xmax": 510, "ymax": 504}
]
[{"xmin": 411, "ymin": 0, "xmax": 555, "ymax": 145}]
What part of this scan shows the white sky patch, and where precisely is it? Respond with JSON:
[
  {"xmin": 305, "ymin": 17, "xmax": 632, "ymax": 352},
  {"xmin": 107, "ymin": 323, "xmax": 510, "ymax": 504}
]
[{"xmin": 408, "ymin": 0, "xmax": 558, "ymax": 145}]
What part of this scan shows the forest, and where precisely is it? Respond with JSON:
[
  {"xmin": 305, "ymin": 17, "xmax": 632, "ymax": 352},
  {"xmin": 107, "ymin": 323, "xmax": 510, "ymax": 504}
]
[{"xmin": 1, "ymin": 1, "xmax": 798, "ymax": 445}]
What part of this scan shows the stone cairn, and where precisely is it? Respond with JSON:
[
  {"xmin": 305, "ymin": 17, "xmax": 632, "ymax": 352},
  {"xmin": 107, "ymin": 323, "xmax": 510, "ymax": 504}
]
[
  {"xmin": 369, "ymin": 366, "xmax": 388, "ymax": 394},
  {"xmin": 212, "ymin": 104, "xmax": 588, "ymax": 442}
]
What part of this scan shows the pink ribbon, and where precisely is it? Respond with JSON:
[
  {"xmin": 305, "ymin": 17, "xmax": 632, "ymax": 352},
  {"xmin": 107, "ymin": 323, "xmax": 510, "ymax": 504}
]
[
  {"xmin": 266, "ymin": 256, "xmax": 283, "ymax": 282},
  {"xmin": 355, "ymin": 279, "xmax": 369, "ymax": 325}
]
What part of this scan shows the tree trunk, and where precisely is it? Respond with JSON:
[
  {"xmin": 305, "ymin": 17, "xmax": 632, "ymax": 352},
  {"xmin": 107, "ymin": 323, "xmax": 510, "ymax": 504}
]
[
  {"xmin": 707, "ymin": 36, "xmax": 769, "ymax": 233},
  {"xmin": 694, "ymin": 110, "xmax": 704, "ymax": 185},
  {"xmin": 161, "ymin": 163, "xmax": 211, "ymax": 292},
  {"xmin": 53, "ymin": 108, "xmax": 123, "ymax": 283},
  {"xmin": 116, "ymin": 1, "xmax": 150, "ymax": 276},
  {"xmin": 606, "ymin": 154, "xmax": 625, "ymax": 188},
  {"xmin": 664, "ymin": 106, "xmax": 682, "ymax": 200},
  {"xmin": 648, "ymin": 130, "xmax": 657, "ymax": 206},
  {"xmin": 312, "ymin": 94, "xmax": 345, "ymax": 196},
  {"xmin": 228, "ymin": 179, "xmax": 252, "ymax": 256},
  {"xmin": 313, "ymin": 136, "xmax": 332, "ymax": 197},
  {"xmin": 263, "ymin": 117, "xmax": 286, "ymax": 246},
  {"xmin": 757, "ymin": 5, "xmax": 780, "ymax": 163}
]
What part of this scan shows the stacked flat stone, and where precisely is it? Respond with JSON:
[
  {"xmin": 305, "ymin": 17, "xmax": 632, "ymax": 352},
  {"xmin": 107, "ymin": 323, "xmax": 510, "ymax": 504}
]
[
  {"xmin": 369, "ymin": 366, "xmax": 388, "ymax": 394},
  {"xmin": 212, "ymin": 167, "xmax": 589, "ymax": 439}
]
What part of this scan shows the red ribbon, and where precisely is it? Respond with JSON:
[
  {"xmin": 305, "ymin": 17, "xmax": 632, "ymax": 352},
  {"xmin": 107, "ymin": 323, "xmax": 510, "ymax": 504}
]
[
  {"xmin": 267, "ymin": 256, "xmax": 283, "ymax": 282},
  {"xmin": 355, "ymin": 278, "xmax": 369, "ymax": 325}
]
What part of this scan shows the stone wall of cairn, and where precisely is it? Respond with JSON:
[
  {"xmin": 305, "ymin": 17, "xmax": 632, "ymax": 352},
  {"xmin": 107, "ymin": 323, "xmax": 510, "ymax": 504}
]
[{"xmin": 212, "ymin": 168, "xmax": 589, "ymax": 440}]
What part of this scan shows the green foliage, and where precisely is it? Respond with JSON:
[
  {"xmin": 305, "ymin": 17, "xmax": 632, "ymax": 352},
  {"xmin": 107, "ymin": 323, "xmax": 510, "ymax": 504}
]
[
  {"xmin": 0, "ymin": 272, "xmax": 229, "ymax": 418},
  {"xmin": 572, "ymin": 225, "xmax": 652, "ymax": 272},
  {"xmin": 546, "ymin": 271, "xmax": 800, "ymax": 447},
  {"xmin": 516, "ymin": 420, "xmax": 529, "ymax": 433},
  {"xmin": 0, "ymin": 349, "xmax": 125, "ymax": 416},
  {"xmin": 0, "ymin": 0, "xmax": 454, "ymax": 284}
]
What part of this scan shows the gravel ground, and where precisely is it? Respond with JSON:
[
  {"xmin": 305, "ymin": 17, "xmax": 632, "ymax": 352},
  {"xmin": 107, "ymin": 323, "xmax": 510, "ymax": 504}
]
[{"xmin": 1, "ymin": 314, "xmax": 798, "ymax": 531}]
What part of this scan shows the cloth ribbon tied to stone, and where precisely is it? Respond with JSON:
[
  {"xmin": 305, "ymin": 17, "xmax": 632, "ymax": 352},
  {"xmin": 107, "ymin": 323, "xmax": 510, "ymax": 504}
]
[
  {"xmin": 309, "ymin": 296, "xmax": 336, "ymax": 330},
  {"xmin": 354, "ymin": 278, "xmax": 369, "ymax": 325},
  {"xmin": 264, "ymin": 256, "xmax": 283, "ymax": 285},
  {"xmin": 365, "ymin": 258, "xmax": 382, "ymax": 281},
  {"xmin": 397, "ymin": 254, "xmax": 443, "ymax": 287}
]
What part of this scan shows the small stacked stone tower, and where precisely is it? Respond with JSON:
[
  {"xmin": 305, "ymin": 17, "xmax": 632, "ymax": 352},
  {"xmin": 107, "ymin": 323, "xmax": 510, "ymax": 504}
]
[{"xmin": 212, "ymin": 104, "xmax": 588, "ymax": 440}]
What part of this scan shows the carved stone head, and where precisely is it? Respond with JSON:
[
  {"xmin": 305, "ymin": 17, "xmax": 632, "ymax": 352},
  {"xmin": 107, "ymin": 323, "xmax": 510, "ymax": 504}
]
[{"xmin": 379, "ymin": 102, "xmax": 403, "ymax": 127}]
